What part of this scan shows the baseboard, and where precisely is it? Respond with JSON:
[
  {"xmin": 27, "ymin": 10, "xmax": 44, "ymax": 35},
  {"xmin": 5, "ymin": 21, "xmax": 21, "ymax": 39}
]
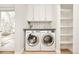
[{"xmin": 15, "ymin": 48, "xmax": 24, "ymax": 54}]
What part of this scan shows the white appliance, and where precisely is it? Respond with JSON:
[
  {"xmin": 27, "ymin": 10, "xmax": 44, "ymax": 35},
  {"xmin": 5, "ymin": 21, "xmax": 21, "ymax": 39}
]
[
  {"xmin": 40, "ymin": 30, "xmax": 56, "ymax": 51},
  {"xmin": 25, "ymin": 30, "xmax": 40, "ymax": 51},
  {"xmin": 25, "ymin": 29, "xmax": 56, "ymax": 52}
]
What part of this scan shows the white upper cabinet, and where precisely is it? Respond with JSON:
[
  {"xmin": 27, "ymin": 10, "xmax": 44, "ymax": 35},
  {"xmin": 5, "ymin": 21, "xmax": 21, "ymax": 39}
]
[
  {"xmin": 26, "ymin": 5, "xmax": 57, "ymax": 21},
  {"xmin": 46, "ymin": 5, "xmax": 57, "ymax": 20},
  {"xmin": 33, "ymin": 5, "xmax": 40, "ymax": 20},
  {"xmin": 45, "ymin": 5, "xmax": 53, "ymax": 20},
  {"xmin": 33, "ymin": 5, "xmax": 45, "ymax": 21},
  {"xmin": 38, "ymin": 5, "xmax": 45, "ymax": 20}
]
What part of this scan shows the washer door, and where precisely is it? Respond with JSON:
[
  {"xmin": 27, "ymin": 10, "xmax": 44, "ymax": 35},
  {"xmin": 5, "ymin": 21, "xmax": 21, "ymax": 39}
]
[
  {"xmin": 42, "ymin": 34, "xmax": 54, "ymax": 46},
  {"xmin": 27, "ymin": 34, "xmax": 39, "ymax": 47}
]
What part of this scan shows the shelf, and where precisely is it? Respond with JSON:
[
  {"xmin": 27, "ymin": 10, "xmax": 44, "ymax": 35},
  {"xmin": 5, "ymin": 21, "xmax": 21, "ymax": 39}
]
[
  {"xmin": 61, "ymin": 4, "xmax": 73, "ymax": 9},
  {"xmin": 61, "ymin": 34, "xmax": 73, "ymax": 36},
  {"xmin": 60, "ymin": 4, "xmax": 73, "ymax": 53},
  {"xmin": 27, "ymin": 20, "xmax": 52, "ymax": 23},
  {"xmin": 61, "ymin": 41, "xmax": 72, "ymax": 44},
  {"xmin": 61, "ymin": 9, "xmax": 72, "ymax": 12},
  {"xmin": 61, "ymin": 17, "xmax": 72, "ymax": 20},
  {"xmin": 61, "ymin": 26, "xmax": 73, "ymax": 28}
]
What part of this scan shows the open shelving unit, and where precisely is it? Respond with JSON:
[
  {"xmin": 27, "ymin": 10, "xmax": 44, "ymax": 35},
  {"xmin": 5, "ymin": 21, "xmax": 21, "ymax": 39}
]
[
  {"xmin": 27, "ymin": 20, "xmax": 53, "ymax": 29},
  {"xmin": 60, "ymin": 4, "xmax": 73, "ymax": 54}
]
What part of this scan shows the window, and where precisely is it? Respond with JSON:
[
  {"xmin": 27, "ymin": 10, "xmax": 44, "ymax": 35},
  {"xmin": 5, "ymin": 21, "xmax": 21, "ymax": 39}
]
[{"xmin": 0, "ymin": 11, "xmax": 15, "ymax": 35}]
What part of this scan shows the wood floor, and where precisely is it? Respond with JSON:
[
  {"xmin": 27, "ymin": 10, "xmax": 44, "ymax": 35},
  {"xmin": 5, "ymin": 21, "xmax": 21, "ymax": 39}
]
[
  {"xmin": 0, "ymin": 49, "xmax": 72, "ymax": 54},
  {"xmin": 61, "ymin": 49, "xmax": 72, "ymax": 54},
  {"xmin": 23, "ymin": 51, "xmax": 56, "ymax": 54},
  {"xmin": 0, "ymin": 51, "xmax": 14, "ymax": 54},
  {"xmin": 23, "ymin": 49, "xmax": 72, "ymax": 54}
]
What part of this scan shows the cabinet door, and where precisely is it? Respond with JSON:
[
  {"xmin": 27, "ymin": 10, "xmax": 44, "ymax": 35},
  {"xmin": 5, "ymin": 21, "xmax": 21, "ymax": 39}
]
[
  {"xmin": 26, "ymin": 5, "xmax": 33, "ymax": 21},
  {"xmin": 46, "ymin": 5, "xmax": 53, "ymax": 20},
  {"xmin": 39, "ymin": 5, "xmax": 45, "ymax": 21},
  {"xmin": 33, "ymin": 5, "xmax": 39, "ymax": 21},
  {"xmin": 33, "ymin": 5, "xmax": 45, "ymax": 21}
]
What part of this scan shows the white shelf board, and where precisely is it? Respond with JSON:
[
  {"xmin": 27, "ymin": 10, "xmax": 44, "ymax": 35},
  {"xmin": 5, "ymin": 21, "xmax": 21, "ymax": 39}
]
[
  {"xmin": 27, "ymin": 20, "xmax": 52, "ymax": 23},
  {"xmin": 61, "ymin": 17, "xmax": 72, "ymax": 20},
  {"xmin": 61, "ymin": 4, "xmax": 73, "ymax": 9},
  {"xmin": 61, "ymin": 34, "xmax": 73, "ymax": 36},
  {"xmin": 61, "ymin": 9, "xmax": 72, "ymax": 12},
  {"xmin": 61, "ymin": 26, "xmax": 73, "ymax": 28},
  {"xmin": 61, "ymin": 41, "xmax": 72, "ymax": 44}
]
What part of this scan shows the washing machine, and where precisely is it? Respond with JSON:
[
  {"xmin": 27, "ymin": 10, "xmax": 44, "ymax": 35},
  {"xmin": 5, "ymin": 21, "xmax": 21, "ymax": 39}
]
[
  {"xmin": 40, "ymin": 29, "xmax": 56, "ymax": 52},
  {"xmin": 25, "ymin": 30, "xmax": 40, "ymax": 51}
]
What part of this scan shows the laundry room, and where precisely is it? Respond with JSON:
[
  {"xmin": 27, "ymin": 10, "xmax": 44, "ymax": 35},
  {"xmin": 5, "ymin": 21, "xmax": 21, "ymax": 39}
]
[
  {"xmin": 0, "ymin": 4, "xmax": 79, "ymax": 54},
  {"xmin": 15, "ymin": 4, "xmax": 60, "ymax": 54}
]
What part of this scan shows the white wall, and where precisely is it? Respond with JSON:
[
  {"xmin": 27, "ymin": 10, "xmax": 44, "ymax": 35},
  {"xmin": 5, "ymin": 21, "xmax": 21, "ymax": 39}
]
[
  {"xmin": 15, "ymin": 5, "xmax": 29, "ymax": 53},
  {"xmin": 56, "ymin": 4, "xmax": 61, "ymax": 54},
  {"xmin": 73, "ymin": 5, "xmax": 79, "ymax": 54}
]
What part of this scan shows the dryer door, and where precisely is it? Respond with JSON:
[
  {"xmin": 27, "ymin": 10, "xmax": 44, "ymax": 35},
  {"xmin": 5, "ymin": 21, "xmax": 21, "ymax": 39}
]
[
  {"xmin": 42, "ymin": 34, "xmax": 54, "ymax": 46},
  {"xmin": 27, "ymin": 34, "xmax": 39, "ymax": 47}
]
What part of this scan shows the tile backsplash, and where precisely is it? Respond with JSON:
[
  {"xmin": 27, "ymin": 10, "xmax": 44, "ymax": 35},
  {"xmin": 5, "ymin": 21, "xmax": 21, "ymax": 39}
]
[{"xmin": 28, "ymin": 21, "xmax": 56, "ymax": 29}]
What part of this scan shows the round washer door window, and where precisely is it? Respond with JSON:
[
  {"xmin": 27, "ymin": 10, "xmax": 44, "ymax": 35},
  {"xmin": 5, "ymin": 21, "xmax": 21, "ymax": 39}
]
[
  {"xmin": 43, "ymin": 35, "xmax": 54, "ymax": 46},
  {"xmin": 27, "ymin": 34, "xmax": 39, "ymax": 47}
]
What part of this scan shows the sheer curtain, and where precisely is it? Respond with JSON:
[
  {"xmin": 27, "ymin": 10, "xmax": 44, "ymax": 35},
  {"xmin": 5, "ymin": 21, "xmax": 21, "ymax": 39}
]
[
  {"xmin": 0, "ymin": 9, "xmax": 15, "ymax": 47},
  {"xmin": 0, "ymin": 11, "xmax": 15, "ymax": 36}
]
